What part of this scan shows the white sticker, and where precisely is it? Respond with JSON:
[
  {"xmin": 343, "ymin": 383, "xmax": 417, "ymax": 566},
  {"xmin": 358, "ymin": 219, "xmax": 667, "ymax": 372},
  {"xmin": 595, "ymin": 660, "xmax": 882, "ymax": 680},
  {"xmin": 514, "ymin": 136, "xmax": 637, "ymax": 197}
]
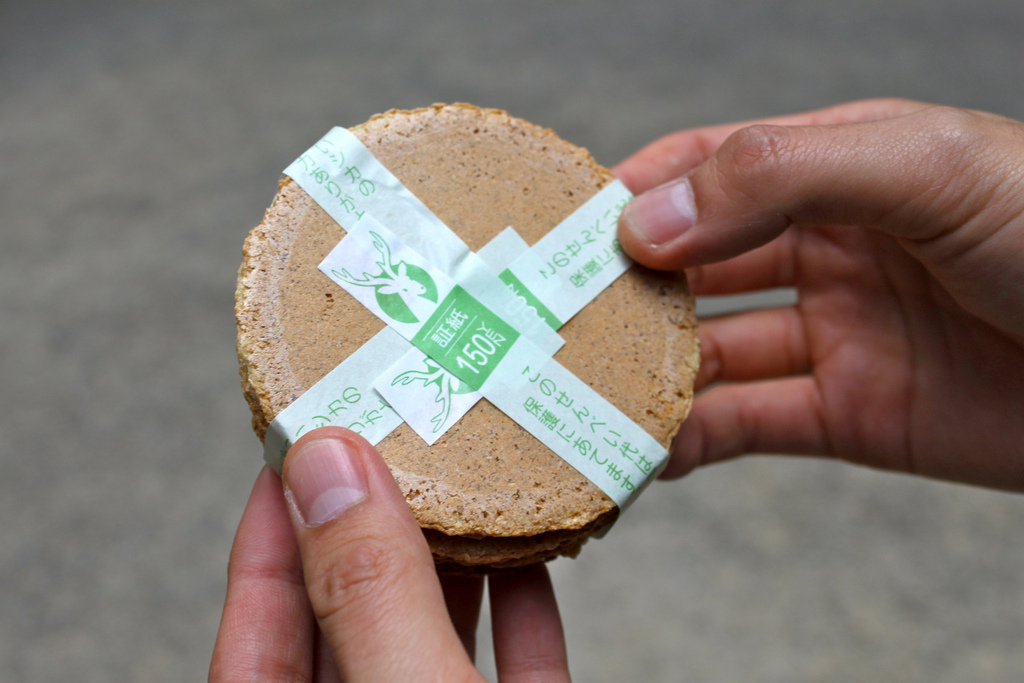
[
  {"xmin": 374, "ymin": 348, "xmax": 479, "ymax": 445},
  {"xmin": 322, "ymin": 224, "xmax": 453, "ymax": 340},
  {"xmin": 316, "ymin": 214, "xmax": 554, "ymax": 445}
]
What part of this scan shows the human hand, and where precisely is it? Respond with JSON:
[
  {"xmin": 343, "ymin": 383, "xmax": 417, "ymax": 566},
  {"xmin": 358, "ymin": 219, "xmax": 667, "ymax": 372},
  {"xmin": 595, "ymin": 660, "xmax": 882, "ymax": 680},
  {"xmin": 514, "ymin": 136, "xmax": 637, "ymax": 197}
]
[
  {"xmin": 210, "ymin": 427, "xmax": 571, "ymax": 682},
  {"xmin": 615, "ymin": 99, "xmax": 1024, "ymax": 491}
]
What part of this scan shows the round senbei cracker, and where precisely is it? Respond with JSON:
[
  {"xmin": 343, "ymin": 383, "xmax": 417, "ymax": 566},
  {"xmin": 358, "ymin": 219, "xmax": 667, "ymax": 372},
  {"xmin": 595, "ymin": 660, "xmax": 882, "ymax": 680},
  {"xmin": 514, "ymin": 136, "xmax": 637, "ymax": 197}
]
[{"xmin": 236, "ymin": 104, "xmax": 699, "ymax": 570}]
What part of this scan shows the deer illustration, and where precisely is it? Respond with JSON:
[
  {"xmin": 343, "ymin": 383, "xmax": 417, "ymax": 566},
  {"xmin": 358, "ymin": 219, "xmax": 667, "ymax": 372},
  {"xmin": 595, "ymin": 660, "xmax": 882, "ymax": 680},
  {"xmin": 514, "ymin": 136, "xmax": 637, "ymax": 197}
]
[
  {"xmin": 391, "ymin": 358, "xmax": 469, "ymax": 433},
  {"xmin": 333, "ymin": 231, "xmax": 435, "ymax": 322}
]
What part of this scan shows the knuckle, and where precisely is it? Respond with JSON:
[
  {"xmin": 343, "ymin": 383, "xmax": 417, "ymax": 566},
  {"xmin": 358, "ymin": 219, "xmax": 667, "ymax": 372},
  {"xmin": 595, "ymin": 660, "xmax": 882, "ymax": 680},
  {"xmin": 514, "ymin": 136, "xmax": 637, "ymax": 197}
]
[
  {"xmin": 911, "ymin": 106, "xmax": 988, "ymax": 170},
  {"xmin": 721, "ymin": 124, "xmax": 796, "ymax": 180},
  {"xmin": 308, "ymin": 535, "xmax": 405, "ymax": 623},
  {"xmin": 711, "ymin": 124, "xmax": 800, "ymax": 204},
  {"xmin": 901, "ymin": 106, "xmax": 1014, "ymax": 221},
  {"xmin": 871, "ymin": 96, "xmax": 919, "ymax": 111},
  {"xmin": 696, "ymin": 328, "xmax": 722, "ymax": 388},
  {"xmin": 857, "ymin": 97, "xmax": 924, "ymax": 120}
]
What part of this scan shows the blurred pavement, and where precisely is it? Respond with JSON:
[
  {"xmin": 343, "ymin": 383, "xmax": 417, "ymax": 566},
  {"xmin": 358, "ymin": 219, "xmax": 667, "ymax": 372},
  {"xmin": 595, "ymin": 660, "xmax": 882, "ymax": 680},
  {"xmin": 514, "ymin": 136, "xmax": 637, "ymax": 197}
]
[{"xmin": 2, "ymin": 1, "xmax": 1023, "ymax": 681}]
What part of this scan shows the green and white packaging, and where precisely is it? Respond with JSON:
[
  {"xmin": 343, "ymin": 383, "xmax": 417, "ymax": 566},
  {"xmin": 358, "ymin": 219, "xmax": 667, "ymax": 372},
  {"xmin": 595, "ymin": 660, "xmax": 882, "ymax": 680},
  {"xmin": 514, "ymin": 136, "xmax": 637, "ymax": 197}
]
[{"xmin": 265, "ymin": 125, "xmax": 670, "ymax": 510}]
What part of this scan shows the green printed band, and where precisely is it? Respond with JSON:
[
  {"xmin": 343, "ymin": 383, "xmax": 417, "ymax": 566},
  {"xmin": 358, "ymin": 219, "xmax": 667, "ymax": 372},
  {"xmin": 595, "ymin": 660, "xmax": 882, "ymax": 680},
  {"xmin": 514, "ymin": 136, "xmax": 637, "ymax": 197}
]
[{"xmin": 411, "ymin": 286, "xmax": 520, "ymax": 391}]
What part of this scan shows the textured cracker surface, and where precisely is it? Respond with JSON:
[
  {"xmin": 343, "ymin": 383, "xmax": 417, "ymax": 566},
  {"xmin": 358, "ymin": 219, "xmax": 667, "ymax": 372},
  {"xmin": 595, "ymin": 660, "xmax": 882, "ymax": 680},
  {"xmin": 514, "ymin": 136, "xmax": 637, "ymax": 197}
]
[{"xmin": 236, "ymin": 104, "xmax": 699, "ymax": 565}]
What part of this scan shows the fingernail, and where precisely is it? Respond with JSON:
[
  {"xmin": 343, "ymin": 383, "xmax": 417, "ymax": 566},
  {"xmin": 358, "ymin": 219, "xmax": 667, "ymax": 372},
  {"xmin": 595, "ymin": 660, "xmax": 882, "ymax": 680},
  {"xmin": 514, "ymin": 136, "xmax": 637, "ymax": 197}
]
[
  {"xmin": 622, "ymin": 178, "xmax": 696, "ymax": 246},
  {"xmin": 284, "ymin": 437, "xmax": 368, "ymax": 527}
]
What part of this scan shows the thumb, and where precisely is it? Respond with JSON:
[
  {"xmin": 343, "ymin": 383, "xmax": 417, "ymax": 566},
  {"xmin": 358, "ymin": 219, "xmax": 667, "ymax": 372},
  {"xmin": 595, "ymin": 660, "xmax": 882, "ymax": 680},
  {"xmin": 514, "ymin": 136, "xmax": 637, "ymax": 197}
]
[
  {"xmin": 618, "ymin": 106, "xmax": 1024, "ymax": 340},
  {"xmin": 619, "ymin": 105, "xmax": 1024, "ymax": 273},
  {"xmin": 281, "ymin": 426, "xmax": 478, "ymax": 683}
]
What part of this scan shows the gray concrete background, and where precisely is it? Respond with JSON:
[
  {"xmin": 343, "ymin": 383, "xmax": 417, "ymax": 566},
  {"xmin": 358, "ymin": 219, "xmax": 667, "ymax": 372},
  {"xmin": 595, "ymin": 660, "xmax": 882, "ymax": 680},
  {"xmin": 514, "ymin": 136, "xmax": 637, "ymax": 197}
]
[{"xmin": 2, "ymin": 1, "xmax": 1023, "ymax": 681}]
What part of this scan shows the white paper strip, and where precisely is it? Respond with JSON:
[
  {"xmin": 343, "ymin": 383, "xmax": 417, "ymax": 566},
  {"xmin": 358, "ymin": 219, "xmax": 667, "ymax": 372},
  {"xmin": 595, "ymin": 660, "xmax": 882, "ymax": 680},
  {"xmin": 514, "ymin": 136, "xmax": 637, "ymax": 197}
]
[
  {"xmin": 482, "ymin": 353, "xmax": 667, "ymax": 509},
  {"xmin": 500, "ymin": 180, "xmax": 633, "ymax": 326},
  {"xmin": 284, "ymin": 126, "xmax": 468, "ymax": 275},
  {"xmin": 476, "ymin": 227, "xmax": 530, "ymax": 271}
]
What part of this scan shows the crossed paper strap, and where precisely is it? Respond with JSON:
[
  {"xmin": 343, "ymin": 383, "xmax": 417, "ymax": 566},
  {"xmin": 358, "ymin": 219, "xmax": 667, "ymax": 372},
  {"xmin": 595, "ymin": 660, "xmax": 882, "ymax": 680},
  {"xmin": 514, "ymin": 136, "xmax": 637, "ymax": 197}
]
[{"xmin": 264, "ymin": 127, "xmax": 668, "ymax": 509}]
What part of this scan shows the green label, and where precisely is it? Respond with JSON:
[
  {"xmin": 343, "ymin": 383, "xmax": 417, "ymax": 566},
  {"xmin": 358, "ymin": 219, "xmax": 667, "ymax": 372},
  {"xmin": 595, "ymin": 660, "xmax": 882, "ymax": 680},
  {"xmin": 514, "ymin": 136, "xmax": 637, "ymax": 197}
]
[
  {"xmin": 411, "ymin": 285, "xmax": 520, "ymax": 391},
  {"xmin": 498, "ymin": 269, "xmax": 562, "ymax": 331}
]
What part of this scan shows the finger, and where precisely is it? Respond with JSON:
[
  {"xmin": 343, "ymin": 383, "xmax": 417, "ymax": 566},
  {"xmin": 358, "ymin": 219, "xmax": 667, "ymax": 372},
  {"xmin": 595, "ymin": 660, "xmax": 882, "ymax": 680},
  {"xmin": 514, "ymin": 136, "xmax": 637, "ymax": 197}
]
[
  {"xmin": 618, "ymin": 104, "xmax": 1020, "ymax": 273},
  {"xmin": 209, "ymin": 467, "xmax": 315, "ymax": 683},
  {"xmin": 661, "ymin": 377, "xmax": 828, "ymax": 479},
  {"xmin": 684, "ymin": 230, "xmax": 800, "ymax": 296},
  {"xmin": 613, "ymin": 98, "xmax": 927, "ymax": 194},
  {"xmin": 439, "ymin": 574, "xmax": 485, "ymax": 661},
  {"xmin": 695, "ymin": 307, "xmax": 810, "ymax": 391},
  {"xmin": 490, "ymin": 564, "xmax": 570, "ymax": 683},
  {"xmin": 281, "ymin": 426, "xmax": 477, "ymax": 682}
]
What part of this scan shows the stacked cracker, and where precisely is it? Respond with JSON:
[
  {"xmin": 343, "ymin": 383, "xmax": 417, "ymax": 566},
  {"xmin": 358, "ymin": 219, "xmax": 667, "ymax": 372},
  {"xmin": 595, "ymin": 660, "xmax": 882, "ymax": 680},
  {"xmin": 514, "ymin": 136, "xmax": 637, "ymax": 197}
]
[{"xmin": 236, "ymin": 104, "xmax": 699, "ymax": 571}]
